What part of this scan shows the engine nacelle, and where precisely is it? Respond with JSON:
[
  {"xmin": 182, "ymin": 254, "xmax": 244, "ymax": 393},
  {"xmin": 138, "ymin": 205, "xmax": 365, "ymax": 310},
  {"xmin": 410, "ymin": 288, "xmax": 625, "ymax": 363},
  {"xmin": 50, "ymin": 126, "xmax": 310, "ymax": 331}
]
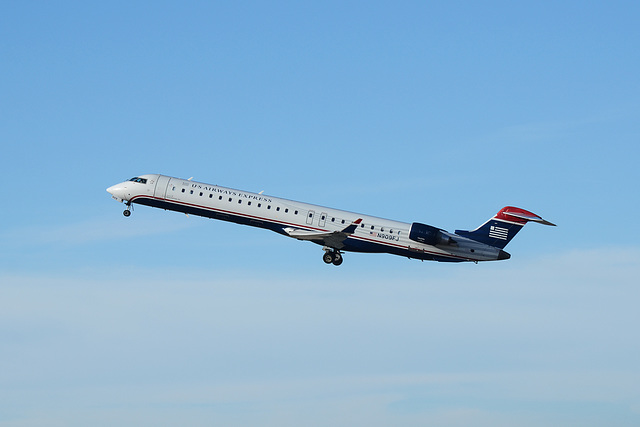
[{"xmin": 409, "ymin": 222, "xmax": 454, "ymax": 246}]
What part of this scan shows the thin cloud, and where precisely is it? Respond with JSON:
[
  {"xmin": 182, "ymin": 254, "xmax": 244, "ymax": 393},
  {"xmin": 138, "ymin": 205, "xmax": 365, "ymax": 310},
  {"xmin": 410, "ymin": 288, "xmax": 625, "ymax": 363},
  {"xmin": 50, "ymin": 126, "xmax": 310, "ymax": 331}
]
[
  {"xmin": 1, "ymin": 216, "xmax": 197, "ymax": 247},
  {"xmin": 1, "ymin": 246, "xmax": 639, "ymax": 426}
]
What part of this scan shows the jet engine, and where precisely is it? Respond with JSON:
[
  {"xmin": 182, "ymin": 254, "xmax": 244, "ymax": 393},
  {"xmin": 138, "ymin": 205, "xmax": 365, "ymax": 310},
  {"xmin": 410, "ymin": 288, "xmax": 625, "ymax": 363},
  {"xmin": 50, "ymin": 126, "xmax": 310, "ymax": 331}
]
[{"xmin": 409, "ymin": 222, "xmax": 455, "ymax": 246}]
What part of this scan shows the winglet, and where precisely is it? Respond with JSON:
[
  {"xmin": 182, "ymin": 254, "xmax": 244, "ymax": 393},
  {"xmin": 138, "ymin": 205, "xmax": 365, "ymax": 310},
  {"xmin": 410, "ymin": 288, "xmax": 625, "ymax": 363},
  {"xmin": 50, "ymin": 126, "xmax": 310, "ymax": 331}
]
[{"xmin": 342, "ymin": 218, "xmax": 363, "ymax": 234}]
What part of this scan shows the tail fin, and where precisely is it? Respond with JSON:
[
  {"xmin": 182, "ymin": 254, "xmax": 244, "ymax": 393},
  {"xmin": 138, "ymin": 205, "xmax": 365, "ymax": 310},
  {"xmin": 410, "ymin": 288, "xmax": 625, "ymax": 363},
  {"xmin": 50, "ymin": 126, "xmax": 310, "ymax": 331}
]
[{"xmin": 455, "ymin": 206, "xmax": 556, "ymax": 249}]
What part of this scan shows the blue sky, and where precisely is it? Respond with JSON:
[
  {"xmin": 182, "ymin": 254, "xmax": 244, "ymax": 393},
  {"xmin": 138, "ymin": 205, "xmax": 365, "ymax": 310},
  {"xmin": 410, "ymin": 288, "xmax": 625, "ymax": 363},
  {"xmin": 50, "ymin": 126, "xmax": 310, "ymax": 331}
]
[{"xmin": 1, "ymin": 1, "xmax": 639, "ymax": 425}]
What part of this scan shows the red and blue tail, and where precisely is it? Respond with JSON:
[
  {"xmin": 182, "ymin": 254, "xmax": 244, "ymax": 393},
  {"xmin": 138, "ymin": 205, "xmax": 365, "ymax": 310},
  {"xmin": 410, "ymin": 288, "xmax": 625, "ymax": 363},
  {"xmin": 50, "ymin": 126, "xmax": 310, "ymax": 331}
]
[{"xmin": 455, "ymin": 206, "xmax": 556, "ymax": 249}]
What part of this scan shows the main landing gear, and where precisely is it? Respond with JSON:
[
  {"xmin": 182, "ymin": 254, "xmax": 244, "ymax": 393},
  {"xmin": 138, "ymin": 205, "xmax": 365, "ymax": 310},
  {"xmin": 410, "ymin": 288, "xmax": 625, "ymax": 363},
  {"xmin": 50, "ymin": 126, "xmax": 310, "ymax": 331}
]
[
  {"xmin": 123, "ymin": 202, "xmax": 132, "ymax": 217},
  {"xmin": 323, "ymin": 248, "xmax": 343, "ymax": 266}
]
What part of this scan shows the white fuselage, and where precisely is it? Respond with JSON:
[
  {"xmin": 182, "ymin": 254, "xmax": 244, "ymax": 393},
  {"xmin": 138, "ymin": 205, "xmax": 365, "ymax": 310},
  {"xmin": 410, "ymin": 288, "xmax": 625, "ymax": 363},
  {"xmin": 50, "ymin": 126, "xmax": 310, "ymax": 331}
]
[{"xmin": 107, "ymin": 174, "xmax": 504, "ymax": 263}]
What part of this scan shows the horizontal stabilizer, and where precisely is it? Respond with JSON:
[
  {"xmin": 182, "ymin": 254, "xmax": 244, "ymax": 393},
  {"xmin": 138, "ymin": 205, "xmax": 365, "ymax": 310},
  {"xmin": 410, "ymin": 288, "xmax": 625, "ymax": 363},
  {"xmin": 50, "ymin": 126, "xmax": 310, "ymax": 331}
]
[
  {"xmin": 455, "ymin": 206, "xmax": 555, "ymax": 249},
  {"xmin": 503, "ymin": 210, "xmax": 556, "ymax": 226}
]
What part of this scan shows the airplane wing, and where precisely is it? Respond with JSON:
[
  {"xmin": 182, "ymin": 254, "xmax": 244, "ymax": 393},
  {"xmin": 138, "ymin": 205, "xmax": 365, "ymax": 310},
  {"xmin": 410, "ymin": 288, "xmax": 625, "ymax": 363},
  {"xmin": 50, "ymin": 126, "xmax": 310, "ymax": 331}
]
[{"xmin": 283, "ymin": 218, "xmax": 362, "ymax": 249}]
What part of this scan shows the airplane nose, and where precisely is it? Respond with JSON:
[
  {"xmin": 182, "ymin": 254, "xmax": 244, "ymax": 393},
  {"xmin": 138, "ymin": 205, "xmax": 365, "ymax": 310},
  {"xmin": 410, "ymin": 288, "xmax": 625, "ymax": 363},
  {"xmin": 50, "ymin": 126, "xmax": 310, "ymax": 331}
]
[
  {"xmin": 106, "ymin": 184, "xmax": 120, "ymax": 195},
  {"xmin": 107, "ymin": 184, "xmax": 127, "ymax": 202}
]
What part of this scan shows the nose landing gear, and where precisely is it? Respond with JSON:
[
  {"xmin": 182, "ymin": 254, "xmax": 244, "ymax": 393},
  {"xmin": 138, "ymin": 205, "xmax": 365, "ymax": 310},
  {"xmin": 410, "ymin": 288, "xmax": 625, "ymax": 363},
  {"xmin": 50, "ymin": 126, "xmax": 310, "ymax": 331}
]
[
  {"xmin": 323, "ymin": 248, "xmax": 343, "ymax": 266},
  {"xmin": 123, "ymin": 202, "xmax": 133, "ymax": 217}
]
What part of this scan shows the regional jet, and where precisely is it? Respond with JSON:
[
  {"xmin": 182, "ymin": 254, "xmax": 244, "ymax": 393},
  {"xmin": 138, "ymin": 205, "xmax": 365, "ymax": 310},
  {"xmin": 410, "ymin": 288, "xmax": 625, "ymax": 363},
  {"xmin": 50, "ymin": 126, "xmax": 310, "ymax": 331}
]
[{"xmin": 107, "ymin": 174, "xmax": 555, "ymax": 265}]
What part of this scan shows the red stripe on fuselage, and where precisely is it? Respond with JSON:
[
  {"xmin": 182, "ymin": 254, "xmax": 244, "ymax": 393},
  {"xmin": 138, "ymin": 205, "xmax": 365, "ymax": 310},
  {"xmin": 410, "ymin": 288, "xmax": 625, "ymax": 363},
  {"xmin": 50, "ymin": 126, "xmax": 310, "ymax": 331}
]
[{"xmin": 130, "ymin": 195, "xmax": 471, "ymax": 261}]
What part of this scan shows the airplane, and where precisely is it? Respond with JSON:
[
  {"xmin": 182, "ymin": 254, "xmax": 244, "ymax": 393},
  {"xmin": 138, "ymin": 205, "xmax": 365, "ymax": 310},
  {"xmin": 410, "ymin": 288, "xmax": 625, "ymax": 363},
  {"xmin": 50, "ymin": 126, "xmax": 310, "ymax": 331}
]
[{"xmin": 107, "ymin": 174, "xmax": 555, "ymax": 265}]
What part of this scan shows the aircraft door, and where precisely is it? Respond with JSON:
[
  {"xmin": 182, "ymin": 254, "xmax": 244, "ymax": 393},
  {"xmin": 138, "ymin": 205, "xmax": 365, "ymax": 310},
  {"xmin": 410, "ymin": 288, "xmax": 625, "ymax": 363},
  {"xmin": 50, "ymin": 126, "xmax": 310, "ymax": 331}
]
[
  {"xmin": 319, "ymin": 212, "xmax": 327, "ymax": 227},
  {"xmin": 164, "ymin": 178, "xmax": 179, "ymax": 200},
  {"xmin": 153, "ymin": 175, "xmax": 171, "ymax": 199},
  {"xmin": 306, "ymin": 210, "xmax": 315, "ymax": 225}
]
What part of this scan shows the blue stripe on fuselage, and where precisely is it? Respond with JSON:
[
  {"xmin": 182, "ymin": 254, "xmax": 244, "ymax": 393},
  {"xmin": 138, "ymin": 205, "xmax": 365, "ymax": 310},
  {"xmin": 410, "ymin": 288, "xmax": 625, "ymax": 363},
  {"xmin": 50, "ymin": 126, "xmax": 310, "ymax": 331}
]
[{"xmin": 131, "ymin": 196, "xmax": 465, "ymax": 263}]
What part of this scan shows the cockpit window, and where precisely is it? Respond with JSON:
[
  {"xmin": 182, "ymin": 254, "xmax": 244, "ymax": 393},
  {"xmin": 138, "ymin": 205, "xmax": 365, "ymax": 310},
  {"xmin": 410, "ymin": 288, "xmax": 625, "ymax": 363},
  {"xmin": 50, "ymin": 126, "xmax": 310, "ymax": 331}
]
[{"xmin": 128, "ymin": 177, "xmax": 147, "ymax": 184}]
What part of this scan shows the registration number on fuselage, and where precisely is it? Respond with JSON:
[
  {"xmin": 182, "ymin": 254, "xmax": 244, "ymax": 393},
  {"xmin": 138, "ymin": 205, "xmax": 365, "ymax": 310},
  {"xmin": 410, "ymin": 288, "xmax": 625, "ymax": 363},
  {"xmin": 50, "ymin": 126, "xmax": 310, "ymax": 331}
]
[{"xmin": 371, "ymin": 232, "xmax": 400, "ymax": 242}]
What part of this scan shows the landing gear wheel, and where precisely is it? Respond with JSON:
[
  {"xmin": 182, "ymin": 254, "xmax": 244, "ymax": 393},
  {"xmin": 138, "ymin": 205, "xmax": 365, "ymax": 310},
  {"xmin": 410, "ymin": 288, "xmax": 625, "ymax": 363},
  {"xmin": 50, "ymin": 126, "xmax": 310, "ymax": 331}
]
[
  {"xmin": 123, "ymin": 209, "xmax": 131, "ymax": 217},
  {"xmin": 322, "ymin": 249, "xmax": 343, "ymax": 266},
  {"xmin": 332, "ymin": 252, "xmax": 343, "ymax": 266}
]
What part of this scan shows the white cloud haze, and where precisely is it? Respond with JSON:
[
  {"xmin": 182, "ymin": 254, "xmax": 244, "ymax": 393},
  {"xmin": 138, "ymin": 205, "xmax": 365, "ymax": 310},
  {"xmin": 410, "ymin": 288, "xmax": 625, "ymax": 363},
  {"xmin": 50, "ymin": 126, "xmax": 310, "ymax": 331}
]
[{"xmin": 1, "ymin": 248, "xmax": 638, "ymax": 426}]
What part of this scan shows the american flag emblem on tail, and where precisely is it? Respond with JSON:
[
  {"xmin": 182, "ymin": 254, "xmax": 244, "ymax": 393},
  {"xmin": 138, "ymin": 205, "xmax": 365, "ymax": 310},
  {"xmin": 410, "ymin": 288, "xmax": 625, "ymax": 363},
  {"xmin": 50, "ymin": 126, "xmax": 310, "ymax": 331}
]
[{"xmin": 489, "ymin": 225, "xmax": 509, "ymax": 240}]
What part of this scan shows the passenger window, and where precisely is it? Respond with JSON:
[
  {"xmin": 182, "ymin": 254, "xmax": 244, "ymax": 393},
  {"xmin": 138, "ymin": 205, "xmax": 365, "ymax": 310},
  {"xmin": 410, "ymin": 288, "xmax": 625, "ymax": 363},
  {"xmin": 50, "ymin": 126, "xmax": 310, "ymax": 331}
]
[
  {"xmin": 199, "ymin": 192, "xmax": 203, "ymax": 196},
  {"xmin": 295, "ymin": 210, "xmax": 298, "ymax": 215},
  {"xmin": 219, "ymin": 196, "xmax": 222, "ymax": 200},
  {"xmin": 267, "ymin": 205, "xmax": 271, "ymax": 209},
  {"xmin": 228, "ymin": 198, "xmax": 232, "ymax": 202},
  {"xmin": 209, "ymin": 194, "xmax": 213, "ymax": 198},
  {"xmin": 276, "ymin": 207, "xmax": 280, "ymax": 211},
  {"xmin": 182, "ymin": 189, "xmax": 185, "ymax": 193},
  {"xmin": 258, "ymin": 203, "xmax": 262, "ymax": 208},
  {"xmin": 238, "ymin": 200, "xmax": 242, "ymax": 204},
  {"xmin": 285, "ymin": 208, "xmax": 288, "ymax": 213},
  {"xmin": 190, "ymin": 190, "xmax": 194, "ymax": 194},
  {"xmin": 371, "ymin": 225, "xmax": 374, "ymax": 230}
]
